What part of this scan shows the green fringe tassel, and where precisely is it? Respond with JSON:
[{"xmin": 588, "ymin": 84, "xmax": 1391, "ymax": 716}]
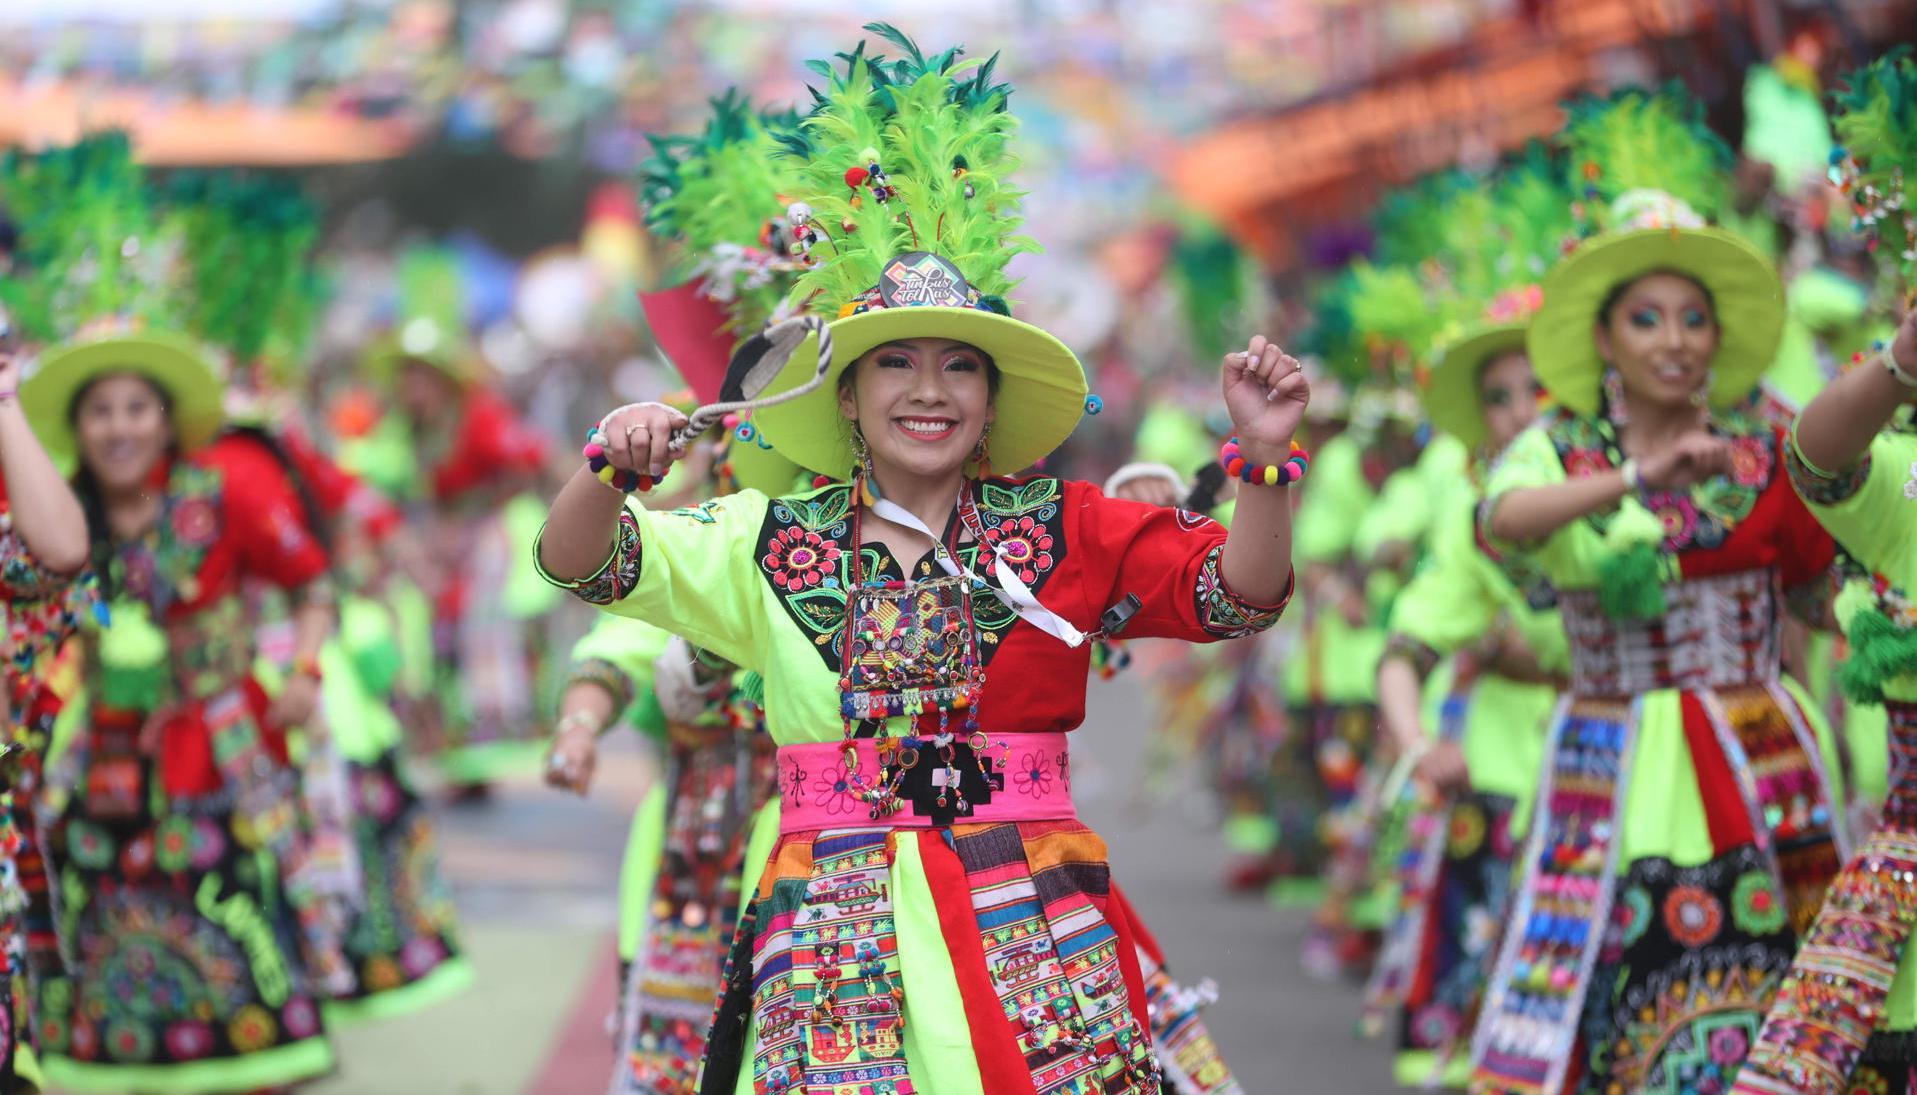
[
  {"xmin": 1597, "ymin": 542, "xmax": 1669, "ymax": 621},
  {"xmin": 738, "ymin": 672, "xmax": 766, "ymax": 708},
  {"xmin": 95, "ymin": 600, "xmax": 170, "ymax": 713},
  {"xmin": 1838, "ymin": 607, "xmax": 1917, "ymax": 705},
  {"xmin": 1596, "ymin": 497, "xmax": 1669, "ymax": 621}
]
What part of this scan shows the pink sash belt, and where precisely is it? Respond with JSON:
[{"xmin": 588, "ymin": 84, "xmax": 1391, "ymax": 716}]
[{"xmin": 775, "ymin": 732, "xmax": 1075, "ymax": 833}]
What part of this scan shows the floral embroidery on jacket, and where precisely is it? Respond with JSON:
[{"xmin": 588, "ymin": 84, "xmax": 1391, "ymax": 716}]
[
  {"xmin": 1545, "ymin": 407, "xmax": 1776, "ymax": 553},
  {"xmin": 1193, "ymin": 545, "xmax": 1289, "ymax": 639}
]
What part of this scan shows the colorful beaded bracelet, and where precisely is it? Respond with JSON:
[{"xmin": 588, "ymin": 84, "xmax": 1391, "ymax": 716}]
[
  {"xmin": 1219, "ymin": 436, "xmax": 1309, "ymax": 486},
  {"xmin": 583, "ymin": 428, "xmax": 667, "ymax": 494}
]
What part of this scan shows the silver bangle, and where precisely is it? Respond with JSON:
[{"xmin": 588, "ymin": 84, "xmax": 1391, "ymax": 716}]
[
  {"xmin": 1883, "ymin": 350, "xmax": 1917, "ymax": 390},
  {"xmin": 1619, "ymin": 458, "xmax": 1641, "ymax": 491}
]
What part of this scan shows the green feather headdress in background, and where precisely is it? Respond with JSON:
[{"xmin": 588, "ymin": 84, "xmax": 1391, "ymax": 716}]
[
  {"xmin": 1168, "ymin": 215, "xmax": 1265, "ymax": 367},
  {"xmin": 1559, "ymin": 84, "xmax": 1733, "ymax": 231},
  {"xmin": 165, "ymin": 170, "xmax": 321, "ymax": 370},
  {"xmin": 1830, "ymin": 47, "xmax": 1917, "ymax": 279},
  {"xmin": 786, "ymin": 22, "xmax": 1034, "ymax": 315},
  {"xmin": 0, "ymin": 132, "xmax": 176, "ymax": 343},
  {"xmin": 638, "ymin": 89, "xmax": 808, "ymax": 333}
]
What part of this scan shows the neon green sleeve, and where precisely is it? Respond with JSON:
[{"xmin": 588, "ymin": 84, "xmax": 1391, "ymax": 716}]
[
  {"xmin": 1355, "ymin": 467, "xmax": 1433, "ymax": 564},
  {"xmin": 540, "ymin": 491, "xmax": 773, "ymax": 673},
  {"xmin": 1388, "ymin": 500, "xmax": 1497, "ymax": 655},
  {"xmin": 1295, "ymin": 434, "xmax": 1375, "ymax": 563},
  {"xmin": 1482, "ymin": 423, "xmax": 1594, "ymax": 585},
  {"xmin": 1798, "ymin": 433, "xmax": 1917, "ymax": 578}
]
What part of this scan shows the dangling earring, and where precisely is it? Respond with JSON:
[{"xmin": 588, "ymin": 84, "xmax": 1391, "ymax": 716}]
[
  {"xmin": 1689, "ymin": 369, "xmax": 1712, "ymax": 412},
  {"xmin": 968, "ymin": 429, "xmax": 993, "ymax": 481},
  {"xmin": 851, "ymin": 424, "xmax": 880, "ymax": 506},
  {"xmin": 1602, "ymin": 365, "xmax": 1629, "ymax": 428}
]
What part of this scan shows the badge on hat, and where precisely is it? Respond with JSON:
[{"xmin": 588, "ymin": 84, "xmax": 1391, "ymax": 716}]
[{"xmin": 879, "ymin": 252, "xmax": 974, "ymax": 309}]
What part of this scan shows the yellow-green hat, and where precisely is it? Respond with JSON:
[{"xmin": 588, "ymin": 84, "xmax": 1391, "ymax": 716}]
[
  {"xmin": 748, "ymin": 28, "xmax": 1087, "ymax": 478},
  {"xmin": 23, "ymin": 328, "xmax": 224, "ymax": 465},
  {"xmin": 1526, "ymin": 192, "xmax": 1783, "ymax": 417},
  {"xmin": 1423, "ymin": 285, "xmax": 1544, "ymax": 450}
]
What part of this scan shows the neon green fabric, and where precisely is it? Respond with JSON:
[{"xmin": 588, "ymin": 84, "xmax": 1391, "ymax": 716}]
[
  {"xmin": 502, "ymin": 491, "xmax": 564, "ymax": 619},
  {"xmin": 1769, "ymin": 268, "xmax": 1871, "ymax": 409},
  {"xmin": 42, "ymin": 1036, "xmax": 333, "ymax": 1095},
  {"xmin": 1133, "ymin": 403, "xmax": 1212, "ymax": 472},
  {"xmin": 1742, "ymin": 64, "xmax": 1836, "ymax": 186},
  {"xmin": 1389, "ymin": 495, "xmax": 1563, "ymax": 817},
  {"xmin": 321, "ymin": 954, "xmax": 475, "ymax": 1025},
  {"xmin": 618, "ymin": 785, "xmax": 667, "ymax": 963},
  {"xmin": 319, "ymin": 640, "xmax": 403, "ymax": 763},
  {"xmin": 1802, "ymin": 433, "xmax": 1917, "ymax": 704},
  {"xmin": 1282, "ymin": 611, "xmax": 1387, "ymax": 706},
  {"xmin": 1488, "ymin": 424, "xmax": 1845, "ymax": 871},
  {"xmin": 1294, "ymin": 435, "xmax": 1375, "ymax": 565},
  {"xmin": 727, "ymin": 821, "xmax": 986, "ymax": 1095},
  {"xmin": 1796, "ymin": 431, "xmax": 1917, "ymax": 1030},
  {"xmin": 389, "ymin": 577, "xmax": 436, "ymax": 698}
]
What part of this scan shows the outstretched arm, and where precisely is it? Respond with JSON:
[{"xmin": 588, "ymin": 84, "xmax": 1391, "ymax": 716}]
[
  {"xmin": 1218, "ymin": 336, "xmax": 1306, "ymax": 605},
  {"xmin": 537, "ymin": 402, "xmax": 690, "ymax": 582},
  {"xmin": 1794, "ymin": 308, "xmax": 1917, "ymax": 474},
  {"xmin": 0, "ymin": 351, "xmax": 88, "ymax": 574}
]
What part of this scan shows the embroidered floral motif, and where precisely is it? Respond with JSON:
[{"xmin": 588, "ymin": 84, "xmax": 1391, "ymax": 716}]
[
  {"xmin": 761, "ymin": 480, "xmax": 1069, "ymax": 675},
  {"xmin": 811, "ymin": 765, "xmax": 857, "ymax": 816},
  {"xmin": 1663, "ymin": 885, "xmax": 1725, "ymax": 948},
  {"xmin": 1013, "ymin": 751, "xmax": 1054, "ymax": 798},
  {"xmin": 982, "ymin": 515, "xmax": 1055, "ymax": 584},
  {"xmin": 1730, "ymin": 870, "xmax": 1788, "ymax": 937},
  {"xmin": 761, "ymin": 527, "xmax": 842, "ymax": 591},
  {"xmin": 1544, "ymin": 407, "xmax": 1776, "ymax": 554},
  {"xmin": 1192, "ymin": 545, "xmax": 1288, "ymax": 639}
]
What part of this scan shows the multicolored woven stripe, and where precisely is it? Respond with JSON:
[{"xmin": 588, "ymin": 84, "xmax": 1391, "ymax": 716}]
[
  {"xmin": 1136, "ymin": 951, "xmax": 1242, "ymax": 1095},
  {"xmin": 1470, "ymin": 697, "xmax": 1626, "ymax": 1095},
  {"xmin": 748, "ymin": 829, "xmax": 914, "ymax": 1095},
  {"xmin": 1731, "ymin": 701, "xmax": 1917, "ymax": 1095},
  {"xmin": 949, "ymin": 823, "xmax": 1160, "ymax": 1094},
  {"xmin": 1362, "ymin": 692, "xmax": 1472, "ymax": 1033}
]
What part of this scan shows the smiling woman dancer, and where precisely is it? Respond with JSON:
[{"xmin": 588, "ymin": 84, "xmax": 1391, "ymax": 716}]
[
  {"xmin": 538, "ymin": 30, "xmax": 1299, "ymax": 1095},
  {"xmin": 1466, "ymin": 88, "xmax": 1847, "ymax": 1095}
]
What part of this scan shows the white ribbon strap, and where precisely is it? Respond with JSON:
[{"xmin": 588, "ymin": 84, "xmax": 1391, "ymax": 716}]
[{"xmin": 869, "ymin": 494, "xmax": 1089, "ymax": 648}]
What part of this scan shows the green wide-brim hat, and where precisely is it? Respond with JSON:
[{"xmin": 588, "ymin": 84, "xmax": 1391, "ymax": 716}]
[
  {"xmin": 753, "ymin": 306, "xmax": 1088, "ymax": 478},
  {"xmin": 23, "ymin": 330, "xmax": 225, "ymax": 465},
  {"xmin": 1527, "ymin": 226, "xmax": 1784, "ymax": 417},
  {"xmin": 1424, "ymin": 320, "xmax": 1530, "ymax": 451},
  {"xmin": 725, "ymin": 430, "xmax": 806, "ymax": 495}
]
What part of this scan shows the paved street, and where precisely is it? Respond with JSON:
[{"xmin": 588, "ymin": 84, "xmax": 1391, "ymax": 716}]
[{"xmin": 290, "ymin": 672, "xmax": 1402, "ymax": 1094}]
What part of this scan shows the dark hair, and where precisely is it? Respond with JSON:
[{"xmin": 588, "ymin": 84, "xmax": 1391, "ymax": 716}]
[
  {"xmin": 67, "ymin": 372, "xmax": 176, "ymax": 598},
  {"xmin": 223, "ymin": 424, "xmax": 336, "ymax": 554},
  {"xmin": 838, "ymin": 342, "xmax": 1003, "ymax": 398},
  {"xmin": 1596, "ymin": 269, "xmax": 1718, "ymax": 327}
]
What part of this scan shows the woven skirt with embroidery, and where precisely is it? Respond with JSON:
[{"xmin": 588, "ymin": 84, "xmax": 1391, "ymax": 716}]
[
  {"xmin": 1728, "ymin": 700, "xmax": 1917, "ymax": 1095},
  {"xmin": 700, "ymin": 820, "xmax": 1217, "ymax": 1095},
  {"xmin": 321, "ymin": 748, "xmax": 472, "ymax": 1022},
  {"xmin": 612, "ymin": 733, "xmax": 777, "ymax": 1095},
  {"xmin": 1269, "ymin": 702, "xmax": 1376, "ymax": 899},
  {"xmin": 1471, "ymin": 679, "xmax": 1846, "ymax": 1095},
  {"xmin": 34, "ymin": 758, "xmax": 335, "ymax": 1092}
]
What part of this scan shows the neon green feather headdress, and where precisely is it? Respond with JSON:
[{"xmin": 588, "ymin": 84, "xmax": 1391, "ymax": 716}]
[
  {"xmin": 1560, "ymin": 84, "xmax": 1733, "ymax": 231},
  {"xmin": 1168, "ymin": 215, "xmax": 1266, "ymax": 367},
  {"xmin": 0, "ymin": 132, "xmax": 173, "ymax": 343},
  {"xmin": 1829, "ymin": 48, "xmax": 1917, "ymax": 282},
  {"xmin": 164, "ymin": 170, "xmax": 321, "ymax": 373},
  {"xmin": 3, "ymin": 132, "xmax": 225, "ymax": 463},
  {"xmin": 639, "ymin": 90, "xmax": 810, "ymax": 334},
  {"xmin": 750, "ymin": 23, "xmax": 1088, "ymax": 479},
  {"xmin": 1527, "ymin": 82, "xmax": 1781, "ymax": 423}
]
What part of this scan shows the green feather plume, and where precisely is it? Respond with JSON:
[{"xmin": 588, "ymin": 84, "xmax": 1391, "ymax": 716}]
[
  {"xmin": 0, "ymin": 132, "xmax": 176, "ymax": 343},
  {"xmin": 1492, "ymin": 143, "xmax": 1577, "ymax": 283},
  {"xmin": 1346, "ymin": 260, "xmax": 1442, "ymax": 358},
  {"xmin": 1836, "ymin": 605, "xmax": 1917, "ymax": 705},
  {"xmin": 640, "ymin": 90, "xmax": 810, "ymax": 333},
  {"xmin": 1558, "ymin": 84, "xmax": 1733, "ymax": 225},
  {"xmin": 165, "ymin": 170, "xmax": 320, "ymax": 367},
  {"xmin": 1298, "ymin": 269, "xmax": 1367, "ymax": 388},
  {"xmin": 1830, "ymin": 47, "xmax": 1917, "ymax": 276},
  {"xmin": 1168, "ymin": 217, "xmax": 1263, "ymax": 366},
  {"xmin": 1596, "ymin": 496, "xmax": 1669, "ymax": 620},
  {"xmin": 787, "ymin": 25, "xmax": 1032, "ymax": 312}
]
